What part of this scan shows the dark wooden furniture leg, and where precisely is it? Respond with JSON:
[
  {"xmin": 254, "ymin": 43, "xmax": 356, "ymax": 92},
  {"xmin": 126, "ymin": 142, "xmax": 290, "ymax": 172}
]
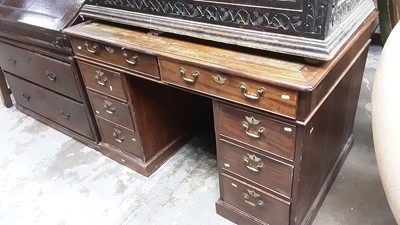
[{"xmin": 0, "ymin": 68, "xmax": 13, "ymax": 108}]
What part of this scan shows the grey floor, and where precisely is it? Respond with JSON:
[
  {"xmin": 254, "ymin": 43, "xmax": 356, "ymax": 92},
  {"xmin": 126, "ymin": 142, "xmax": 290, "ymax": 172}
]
[{"xmin": 0, "ymin": 45, "xmax": 396, "ymax": 225}]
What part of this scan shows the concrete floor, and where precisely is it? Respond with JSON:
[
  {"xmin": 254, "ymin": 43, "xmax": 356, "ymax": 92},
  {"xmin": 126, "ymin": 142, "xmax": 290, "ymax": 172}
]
[{"xmin": 0, "ymin": 45, "xmax": 396, "ymax": 225}]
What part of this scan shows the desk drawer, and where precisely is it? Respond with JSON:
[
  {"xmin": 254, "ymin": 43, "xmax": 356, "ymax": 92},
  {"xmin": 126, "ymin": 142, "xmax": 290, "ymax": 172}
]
[
  {"xmin": 216, "ymin": 103, "xmax": 296, "ymax": 161},
  {"xmin": 220, "ymin": 174, "xmax": 290, "ymax": 225},
  {"xmin": 71, "ymin": 37, "xmax": 159, "ymax": 79},
  {"xmin": 78, "ymin": 61, "xmax": 127, "ymax": 101},
  {"xmin": 159, "ymin": 59, "xmax": 298, "ymax": 118},
  {"xmin": 0, "ymin": 41, "xmax": 82, "ymax": 101},
  {"xmin": 5, "ymin": 73, "xmax": 94, "ymax": 140},
  {"xmin": 96, "ymin": 118, "xmax": 143, "ymax": 160},
  {"xmin": 219, "ymin": 139, "xmax": 293, "ymax": 198},
  {"xmin": 88, "ymin": 91, "xmax": 135, "ymax": 131}
]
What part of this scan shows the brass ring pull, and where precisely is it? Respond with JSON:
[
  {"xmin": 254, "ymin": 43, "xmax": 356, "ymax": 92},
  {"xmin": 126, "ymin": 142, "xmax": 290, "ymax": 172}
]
[
  {"xmin": 94, "ymin": 70, "xmax": 107, "ymax": 86},
  {"xmin": 243, "ymin": 154, "xmax": 264, "ymax": 172},
  {"xmin": 179, "ymin": 67, "xmax": 200, "ymax": 83},
  {"xmin": 240, "ymin": 83, "xmax": 265, "ymax": 100},
  {"xmin": 113, "ymin": 128, "xmax": 125, "ymax": 143},
  {"xmin": 60, "ymin": 110, "xmax": 70, "ymax": 119},
  {"xmin": 103, "ymin": 100, "xmax": 116, "ymax": 114},
  {"xmin": 46, "ymin": 71, "xmax": 57, "ymax": 82},
  {"xmin": 22, "ymin": 93, "xmax": 31, "ymax": 101},
  {"xmin": 243, "ymin": 193, "xmax": 265, "ymax": 207},
  {"xmin": 242, "ymin": 121, "xmax": 266, "ymax": 138},
  {"xmin": 84, "ymin": 42, "xmax": 98, "ymax": 54},
  {"xmin": 122, "ymin": 48, "xmax": 139, "ymax": 65}
]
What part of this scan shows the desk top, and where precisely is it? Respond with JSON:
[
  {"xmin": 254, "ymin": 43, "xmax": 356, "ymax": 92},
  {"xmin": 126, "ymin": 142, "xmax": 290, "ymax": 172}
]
[{"xmin": 65, "ymin": 10, "xmax": 377, "ymax": 92}]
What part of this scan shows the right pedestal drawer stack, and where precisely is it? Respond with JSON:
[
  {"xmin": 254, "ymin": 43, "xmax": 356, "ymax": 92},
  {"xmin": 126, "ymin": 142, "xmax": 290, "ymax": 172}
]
[{"xmin": 211, "ymin": 15, "xmax": 377, "ymax": 225}]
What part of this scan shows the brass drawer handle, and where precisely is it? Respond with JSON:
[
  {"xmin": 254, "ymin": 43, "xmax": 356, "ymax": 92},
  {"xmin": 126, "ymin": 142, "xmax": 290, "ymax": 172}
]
[
  {"xmin": 240, "ymin": 83, "xmax": 265, "ymax": 100},
  {"xmin": 179, "ymin": 67, "xmax": 200, "ymax": 83},
  {"xmin": 243, "ymin": 154, "xmax": 264, "ymax": 172},
  {"xmin": 103, "ymin": 100, "xmax": 116, "ymax": 114},
  {"xmin": 122, "ymin": 48, "xmax": 139, "ymax": 65},
  {"xmin": 113, "ymin": 128, "xmax": 125, "ymax": 143},
  {"xmin": 242, "ymin": 121, "xmax": 266, "ymax": 138},
  {"xmin": 22, "ymin": 93, "xmax": 31, "ymax": 101},
  {"xmin": 95, "ymin": 69, "xmax": 107, "ymax": 86},
  {"xmin": 84, "ymin": 42, "xmax": 98, "ymax": 54},
  {"xmin": 60, "ymin": 110, "xmax": 70, "ymax": 120},
  {"xmin": 243, "ymin": 190, "xmax": 265, "ymax": 207},
  {"xmin": 46, "ymin": 71, "xmax": 57, "ymax": 82}
]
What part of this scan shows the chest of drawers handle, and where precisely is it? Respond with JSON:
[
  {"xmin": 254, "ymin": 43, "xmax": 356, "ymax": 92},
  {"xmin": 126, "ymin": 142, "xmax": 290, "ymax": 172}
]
[
  {"xmin": 243, "ymin": 154, "xmax": 264, "ymax": 172},
  {"xmin": 60, "ymin": 110, "xmax": 70, "ymax": 120},
  {"xmin": 22, "ymin": 93, "xmax": 31, "ymax": 101},
  {"xmin": 46, "ymin": 71, "xmax": 57, "ymax": 82},
  {"xmin": 84, "ymin": 42, "xmax": 98, "ymax": 54},
  {"xmin": 113, "ymin": 128, "xmax": 125, "ymax": 143},
  {"xmin": 242, "ymin": 121, "xmax": 266, "ymax": 138},
  {"xmin": 94, "ymin": 69, "xmax": 108, "ymax": 86},
  {"xmin": 122, "ymin": 48, "xmax": 139, "ymax": 65},
  {"xmin": 179, "ymin": 67, "xmax": 200, "ymax": 83},
  {"xmin": 103, "ymin": 100, "xmax": 116, "ymax": 114},
  {"xmin": 240, "ymin": 83, "xmax": 265, "ymax": 100}
]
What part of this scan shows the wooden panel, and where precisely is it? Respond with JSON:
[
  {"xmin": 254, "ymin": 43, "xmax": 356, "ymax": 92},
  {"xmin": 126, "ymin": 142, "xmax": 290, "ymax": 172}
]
[
  {"xmin": 5, "ymin": 73, "xmax": 94, "ymax": 140},
  {"xmin": 71, "ymin": 37, "xmax": 159, "ymax": 79},
  {"xmin": 160, "ymin": 59, "xmax": 298, "ymax": 118},
  {"xmin": 0, "ymin": 41, "xmax": 82, "ymax": 101},
  {"xmin": 220, "ymin": 173, "xmax": 290, "ymax": 225},
  {"xmin": 216, "ymin": 102, "xmax": 296, "ymax": 161},
  {"xmin": 219, "ymin": 139, "xmax": 294, "ymax": 198},
  {"xmin": 291, "ymin": 44, "xmax": 369, "ymax": 225},
  {"xmin": 78, "ymin": 61, "xmax": 127, "ymax": 101},
  {"xmin": 88, "ymin": 91, "xmax": 134, "ymax": 131},
  {"xmin": 96, "ymin": 117, "xmax": 144, "ymax": 160}
]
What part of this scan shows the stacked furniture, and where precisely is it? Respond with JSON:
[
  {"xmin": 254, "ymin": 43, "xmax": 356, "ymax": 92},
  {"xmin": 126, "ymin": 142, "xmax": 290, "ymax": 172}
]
[
  {"xmin": 0, "ymin": 0, "xmax": 379, "ymax": 224},
  {"xmin": 0, "ymin": 0, "xmax": 98, "ymax": 146}
]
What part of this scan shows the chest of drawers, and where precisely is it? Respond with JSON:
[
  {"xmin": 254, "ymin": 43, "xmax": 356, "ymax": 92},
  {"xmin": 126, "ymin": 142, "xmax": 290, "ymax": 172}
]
[
  {"xmin": 64, "ymin": 9, "xmax": 377, "ymax": 224},
  {"xmin": 0, "ymin": 0, "xmax": 99, "ymax": 146}
]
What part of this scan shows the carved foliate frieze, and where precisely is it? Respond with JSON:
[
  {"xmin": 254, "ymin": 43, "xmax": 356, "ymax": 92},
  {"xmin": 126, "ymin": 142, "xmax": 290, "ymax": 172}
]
[
  {"xmin": 304, "ymin": 0, "xmax": 330, "ymax": 35},
  {"xmin": 87, "ymin": 0, "xmax": 302, "ymax": 33},
  {"xmin": 329, "ymin": 0, "xmax": 364, "ymax": 30}
]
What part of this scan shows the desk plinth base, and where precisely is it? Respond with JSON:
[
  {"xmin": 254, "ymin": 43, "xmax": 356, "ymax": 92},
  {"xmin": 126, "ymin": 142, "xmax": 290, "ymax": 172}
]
[{"xmin": 97, "ymin": 130, "xmax": 193, "ymax": 177}]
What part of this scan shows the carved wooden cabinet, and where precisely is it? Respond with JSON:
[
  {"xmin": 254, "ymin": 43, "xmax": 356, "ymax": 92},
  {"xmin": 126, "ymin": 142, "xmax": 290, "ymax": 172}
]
[
  {"xmin": 82, "ymin": 0, "xmax": 375, "ymax": 60},
  {"xmin": 0, "ymin": 0, "xmax": 99, "ymax": 145},
  {"xmin": 64, "ymin": 9, "xmax": 377, "ymax": 224}
]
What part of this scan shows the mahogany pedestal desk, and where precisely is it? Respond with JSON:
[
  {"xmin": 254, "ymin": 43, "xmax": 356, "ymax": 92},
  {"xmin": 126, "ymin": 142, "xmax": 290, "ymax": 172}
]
[{"xmin": 64, "ymin": 11, "xmax": 378, "ymax": 225}]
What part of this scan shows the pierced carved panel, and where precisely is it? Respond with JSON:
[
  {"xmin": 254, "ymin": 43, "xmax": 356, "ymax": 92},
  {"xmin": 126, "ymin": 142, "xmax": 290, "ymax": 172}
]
[
  {"xmin": 88, "ymin": 0, "xmax": 303, "ymax": 33},
  {"xmin": 304, "ymin": 0, "xmax": 329, "ymax": 35}
]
